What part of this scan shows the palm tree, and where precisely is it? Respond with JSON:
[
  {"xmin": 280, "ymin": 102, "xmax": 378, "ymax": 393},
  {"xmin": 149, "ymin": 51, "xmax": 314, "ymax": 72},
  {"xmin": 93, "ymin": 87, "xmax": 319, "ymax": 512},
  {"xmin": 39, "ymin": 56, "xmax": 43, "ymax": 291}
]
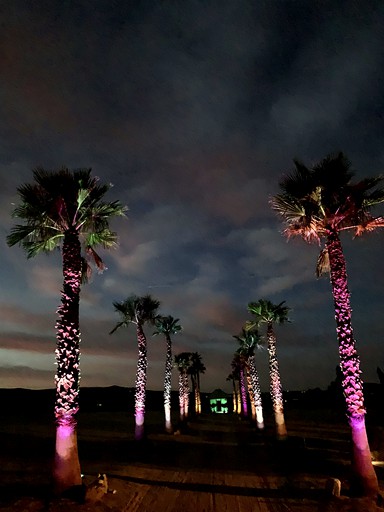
[
  {"xmin": 231, "ymin": 352, "xmax": 248, "ymax": 419},
  {"xmin": 247, "ymin": 299, "xmax": 289, "ymax": 439},
  {"xmin": 271, "ymin": 152, "xmax": 384, "ymax": 496},
  {"xmin": 7, "ymin": 167, "xmax": 125, "ymax": 494},
  {"xmin": 188, "ymin": 352, "xmax": 206, "ymax": 415},
  {"xmin": 153, "ymin": 315, "xmax": 182, "ymax": 433},
  {"xmin": 226, "ymin": 372, "xmax": 240, "ymax": 414},
  {"xmin": 174, "ymin": 352, "xmax": 192, "ymax": 423},
  {"xmin": 234, "ymin": 329, "xmax": 264, "ymax": 429},
  {"xmin": 110, "ymin": 294, "xmax": 160, "ymax": 441}
]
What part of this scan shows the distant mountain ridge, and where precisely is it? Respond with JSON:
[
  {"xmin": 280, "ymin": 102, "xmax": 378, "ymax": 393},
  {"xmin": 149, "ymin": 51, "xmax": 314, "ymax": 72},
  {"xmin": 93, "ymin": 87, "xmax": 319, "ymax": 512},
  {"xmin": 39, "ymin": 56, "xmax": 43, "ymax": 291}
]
[{"xmin": 0, "ymin": 386, "xmax": 179, "ymax": 413}]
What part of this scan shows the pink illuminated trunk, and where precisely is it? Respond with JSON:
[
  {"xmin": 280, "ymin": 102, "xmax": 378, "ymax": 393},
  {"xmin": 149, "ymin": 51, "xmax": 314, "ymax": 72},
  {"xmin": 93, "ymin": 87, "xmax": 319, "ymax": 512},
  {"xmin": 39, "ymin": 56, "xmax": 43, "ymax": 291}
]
[
  {"xmin": 327, "ymin": 229, "xmax": 378, "ymax": 496},
  {"xmin": 236, "ymin": 380, "xmax": 241, "ymax": 414},
  {"xmin": 239, "ymin": 366, "xmax": 248, "ymax": 418},
  {"xmin": 245, "ymin": 364, "xmax": 256, "ymax": 422},
  {"xmin": 54, "ymin": 230, "xmax": 82, "ymax": 493},
  {"xmin": 249, "ymin": 355, "xmax": 264, "ymax": 429},
  {"xmin": 267, "ymin": 323, "xmax": 287, "ymax": 439},
  {"xmin": 135, "ymin": 324, "xmax": 147, "ymax": 441},
  {"xmin": 183, "ymin": 372, "xmax": 189, "ymax": 418},
  {"xmin": 178, "ymin": 372, "xmax": 185, "ymax": 422},
  {"xmin": 164, "ymin": 334, "xmax": 173, "ymax": 433},
  {"xmin": 231, "ymin": 379, "xmax": 237, "ymax": 413}
]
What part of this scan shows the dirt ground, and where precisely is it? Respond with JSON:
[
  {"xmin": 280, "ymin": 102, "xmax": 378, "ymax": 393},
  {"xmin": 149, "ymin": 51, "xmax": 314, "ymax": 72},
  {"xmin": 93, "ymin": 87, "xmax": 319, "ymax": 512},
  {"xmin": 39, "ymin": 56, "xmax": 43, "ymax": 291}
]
[{"xmin": 0, "ymin": 409, "xmax": 383, "ymax": 511}]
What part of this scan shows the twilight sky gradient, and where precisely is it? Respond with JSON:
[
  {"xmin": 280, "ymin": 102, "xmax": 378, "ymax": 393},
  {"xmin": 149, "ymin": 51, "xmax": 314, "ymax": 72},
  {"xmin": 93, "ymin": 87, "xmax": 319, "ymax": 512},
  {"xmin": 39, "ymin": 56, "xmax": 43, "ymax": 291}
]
[{"xmin": 1, "ymin": 0, "xmax": 384, "ymax": 393}]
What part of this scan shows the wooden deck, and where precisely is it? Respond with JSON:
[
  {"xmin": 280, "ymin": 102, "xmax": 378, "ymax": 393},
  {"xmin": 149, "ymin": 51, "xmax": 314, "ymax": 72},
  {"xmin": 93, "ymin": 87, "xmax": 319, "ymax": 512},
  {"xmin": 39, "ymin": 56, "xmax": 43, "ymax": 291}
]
[
  {"xmin": 1, "ymin": 412, "xmax": 382, "ymax": 511},
  {"xmin": 79, "ymin": 414, "xmax": 344, "ymax": 511},
  {"xmin": 99, "ymin": 465, "xmax": 324, "ymax": 511}
]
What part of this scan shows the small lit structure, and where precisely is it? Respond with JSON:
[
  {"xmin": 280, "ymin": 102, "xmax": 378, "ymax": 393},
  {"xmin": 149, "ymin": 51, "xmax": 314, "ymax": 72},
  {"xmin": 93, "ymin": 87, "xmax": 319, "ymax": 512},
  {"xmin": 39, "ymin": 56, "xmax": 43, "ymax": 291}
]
[{"xmin": 209, "ymin": 389, "xmax": 230, "ymax": 414}]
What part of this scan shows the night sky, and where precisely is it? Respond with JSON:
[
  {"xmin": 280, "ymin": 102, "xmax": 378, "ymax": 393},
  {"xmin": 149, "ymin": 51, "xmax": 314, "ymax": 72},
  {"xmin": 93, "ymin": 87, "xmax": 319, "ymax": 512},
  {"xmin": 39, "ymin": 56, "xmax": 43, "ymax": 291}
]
[{"xmin": 1, "ymin": 0, "xmax": 384, "ymax": 394}]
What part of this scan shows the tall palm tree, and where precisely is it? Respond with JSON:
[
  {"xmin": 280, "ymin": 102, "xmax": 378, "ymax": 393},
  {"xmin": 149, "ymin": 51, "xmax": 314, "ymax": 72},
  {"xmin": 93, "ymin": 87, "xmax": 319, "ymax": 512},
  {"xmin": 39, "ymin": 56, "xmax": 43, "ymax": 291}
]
[
  {"xmin": 174, "ymin": 352, "xmax": 192, "ymax": 423},
  {"xmin": 110, "ymin": 294, "xmax": 160, "ymax": 441},
  {"xmin": 247, "ymin": 299, "xmax": 289, "ymax": 439},
  {"xmin": 188, "ymin": 352, "xmax": 206, "ymax": 415},
  {"xmin": 234, "ymin": 329, "xmax": 264, "ymax": 429},
  {"xmin": 231, "ymin": 352, "xmax": 248, "ymax": 419},
  {"xmin": 153, "ymin": 315, "xmax": 182, "ymax": 433},
  {"xmin": 226, "ymin": 372, "xmax": 240, "ymax": 414},
  {"xmin": 271, "ymin": 152, "xmax": 384, "ymax": 496},
  {"xmin": 7, "ymin": 167, "xmax": 125, "ymax": 494}
]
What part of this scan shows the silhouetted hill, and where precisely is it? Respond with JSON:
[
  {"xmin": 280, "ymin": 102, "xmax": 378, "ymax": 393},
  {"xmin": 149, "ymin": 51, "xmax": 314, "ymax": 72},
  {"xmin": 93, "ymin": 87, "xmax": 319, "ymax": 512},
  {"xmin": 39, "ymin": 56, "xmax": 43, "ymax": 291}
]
[{"xmin": 0, "ymin": 387, "xmax": 180, "ymax": 414}]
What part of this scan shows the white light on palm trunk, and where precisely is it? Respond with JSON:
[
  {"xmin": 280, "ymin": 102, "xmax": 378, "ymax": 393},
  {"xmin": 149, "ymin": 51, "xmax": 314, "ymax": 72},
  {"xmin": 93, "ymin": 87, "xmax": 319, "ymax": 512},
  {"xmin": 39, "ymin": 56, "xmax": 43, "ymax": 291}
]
[
  {"xmin": 135, "ymin": 410, "xmax": 145, "ymax": 426},
  {"xmin": 256, "ymin": 406, "xmax": 264, "ymax": 426}
]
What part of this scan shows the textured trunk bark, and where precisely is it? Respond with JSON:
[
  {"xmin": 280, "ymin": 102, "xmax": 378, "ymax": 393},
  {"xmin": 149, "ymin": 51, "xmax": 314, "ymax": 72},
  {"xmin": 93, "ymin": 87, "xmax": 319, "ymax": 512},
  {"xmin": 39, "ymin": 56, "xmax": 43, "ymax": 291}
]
[
  {"xmin": 53, "ymin": 230, "xmax": 82, "ymax": 493},
  {"xmin": 231, "ymin": 379, "xmax": 237, "ymax": 413},
  {"xmin": 245, "ymin": 364, "xmax": 256, "ymax": 422},
  {"xmin": 183, "ymin": 372, "xmax": 189, "ymax": 418},
  {"xmin": 194, "ymin": 384, "xmax": 199, "ymax": 415},
  {"xmin": 196, "ymin": 373, "xmax": 201, "ymax": 414},
  {"xmin": 249, "ymin": 355, "xmax": 264, "ymax": 429},
  {"xmin": 236, "ymin": 381, "xmax": 241, "ymax": 415},
  {"xmin": 135, "ymin": 324, "xmax": 147, "ymax": 441},
  {"xmin": 267, "ymin": 323, "xmax": 287, "ymax": 439},
  {"xmin": 164, "ymin": 334, "xmax": 173, "ymax": 433},
  {"xmin": 327, "ymin": 229, "xmax": 378, "ymax": 497},
  {"xmin": 178, "ymin": 372, "xmax": 185, "ymax": 422},
  {"xmin": 239, "ymin": 366, "xmax": 248, "ymax": 418}
]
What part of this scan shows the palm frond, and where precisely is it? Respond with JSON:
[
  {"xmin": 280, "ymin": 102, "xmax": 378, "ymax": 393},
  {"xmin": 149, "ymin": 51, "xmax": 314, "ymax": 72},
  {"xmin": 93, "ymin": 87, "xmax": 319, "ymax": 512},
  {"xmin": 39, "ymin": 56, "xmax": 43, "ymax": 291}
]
[
  {"xmin": 279, "ymin": 160, "xmax": 315, "ymax": 198},
  {"xmin": 109, "ymin": 321, "xmax": 128, "ymax": 335},
  {"xmin": 153, "ymin": 315, "xmax": 182, "ymax": 336},
  {"xmin": 354, "ymin": 216, "xmax": 384, "ymax": 236},
  {"xmin": 316, "ymin": 248, "xmax": 330, "ymax": 278},
  {"xmin": 84, "ymin": 229, "xmax": 118, "ymax": 249},
  {"xmin": 248, "ymin": 299, "xmax": 290, "ymax": 325},
  {"xmin": 86, "ymin": 246, "xmax": 107, "ymax": 273},
  {"xmin": 270, "ymin": 194, "xmax": 306, "ymax": 222}
]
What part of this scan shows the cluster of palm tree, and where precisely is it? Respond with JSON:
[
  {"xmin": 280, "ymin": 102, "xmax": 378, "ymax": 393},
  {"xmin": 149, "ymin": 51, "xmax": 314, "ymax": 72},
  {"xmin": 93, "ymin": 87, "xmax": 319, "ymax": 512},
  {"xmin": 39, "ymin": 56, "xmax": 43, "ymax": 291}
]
[
  {"xmin": 174, "ymin": 351, "xmax": 206, "ymax": 423},
  {"xmin": 230, "ymin": 299, "xmax": 289, "ymax": 439},
  {"xmin": 6, "ymin": 167, "xmax": 204, "ymax": 495},
  {"xmin": 7, "ymin": 153, "xmax": 384, "ymax": 499}
]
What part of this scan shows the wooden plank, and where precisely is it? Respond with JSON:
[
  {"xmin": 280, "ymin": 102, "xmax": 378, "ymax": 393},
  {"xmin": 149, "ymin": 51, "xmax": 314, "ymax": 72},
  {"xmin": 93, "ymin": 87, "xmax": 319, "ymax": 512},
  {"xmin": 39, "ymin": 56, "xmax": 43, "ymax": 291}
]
[{"xmin": 137, "ymin": 470, "xmax": 187, "ymax": 512}]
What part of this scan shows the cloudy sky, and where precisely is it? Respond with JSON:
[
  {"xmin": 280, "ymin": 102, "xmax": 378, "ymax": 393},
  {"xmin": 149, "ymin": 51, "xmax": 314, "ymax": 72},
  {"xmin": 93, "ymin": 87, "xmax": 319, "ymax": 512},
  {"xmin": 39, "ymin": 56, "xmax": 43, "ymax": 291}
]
[{"xmin": 1, "ymin": 0, "xmax": 384, "ymax": 394}]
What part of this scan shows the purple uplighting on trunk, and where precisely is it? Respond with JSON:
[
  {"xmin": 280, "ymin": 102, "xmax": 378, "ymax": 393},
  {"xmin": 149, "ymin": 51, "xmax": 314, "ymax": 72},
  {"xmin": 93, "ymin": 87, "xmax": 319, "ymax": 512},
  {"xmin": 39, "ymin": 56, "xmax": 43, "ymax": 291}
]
[{"xmin": 327, "ymin": 228, "xmax": 378, "ymax": 496}]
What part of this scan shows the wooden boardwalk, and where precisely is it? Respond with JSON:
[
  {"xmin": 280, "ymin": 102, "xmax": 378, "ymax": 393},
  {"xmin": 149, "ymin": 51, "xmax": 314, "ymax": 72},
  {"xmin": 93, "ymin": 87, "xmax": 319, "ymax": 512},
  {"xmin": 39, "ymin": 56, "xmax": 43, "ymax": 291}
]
[
  {"xmin": 79, "ymin": 414, "xmax": 338, "ymax": 511},
  {"xmin": 99, "ymin": 465, "xmax": 324, "ymax": 511},
  {"xmin": 1, "ymin": 412, "xmax": 382, "ymax": 511}
]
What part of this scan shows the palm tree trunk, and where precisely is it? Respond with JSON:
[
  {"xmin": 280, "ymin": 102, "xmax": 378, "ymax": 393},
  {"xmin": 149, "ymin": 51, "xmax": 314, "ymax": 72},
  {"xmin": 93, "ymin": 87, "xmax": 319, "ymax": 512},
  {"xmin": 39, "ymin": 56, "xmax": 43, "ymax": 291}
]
[
  {"xmin": 178, "ymin": 372, "xmax": 185, "ymax": 423},
  {"xmin": 239, "ymin": 366, "xmax": 248, "ymax": 418},
  {"xmin": 164, "ymin": 334, "xmax": 173, "ymax": 433},
  {"xmin": 327, "ymin": 230, "xmax": 378, "ymax": 496},
  {"xmin": 135, "ymin": 324, "xmax": 147, "ymax": 441},
  {"xmin": 183, "ymin": 372, "xmax": 189, "ymax": 418},
  {"xmin": 196, "ymin": 373, "xmax": 202, "ymax": 414},
  {"xmin": 193, "ymin": 377, "xmax": 199, "ymax": 415},
  {"xmin": 53, "ymin": 230, "xmax": 82, "ymax": 494},
  {"xmin": 267, "ymin": 322, "xmax": 287, "ymax": 439},
  {"xmin": 236, "ymin": 380, "xmax": 241, "ymax": 415},
  {"xmin": 245, "ymin": 364, "xmax": 256, "ymax": 422},
  {"xmin": 190, "ymin": 373, "xmax": 197, "ymax": 414},
  {"xmin": 249, "ymin": 355, "xmax": 264, "ymax": 429},
  {"xmin": 230, "ymin": 378, "xmax": 238, "ymax": 413}
]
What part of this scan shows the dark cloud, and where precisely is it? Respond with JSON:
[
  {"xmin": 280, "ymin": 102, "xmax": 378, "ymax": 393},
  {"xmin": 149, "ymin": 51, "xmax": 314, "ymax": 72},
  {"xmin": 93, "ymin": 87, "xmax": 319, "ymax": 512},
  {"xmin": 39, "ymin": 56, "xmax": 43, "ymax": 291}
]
[{"xmin": 1, "ymin": 0, "xmax": 384, "ymax": 392}]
